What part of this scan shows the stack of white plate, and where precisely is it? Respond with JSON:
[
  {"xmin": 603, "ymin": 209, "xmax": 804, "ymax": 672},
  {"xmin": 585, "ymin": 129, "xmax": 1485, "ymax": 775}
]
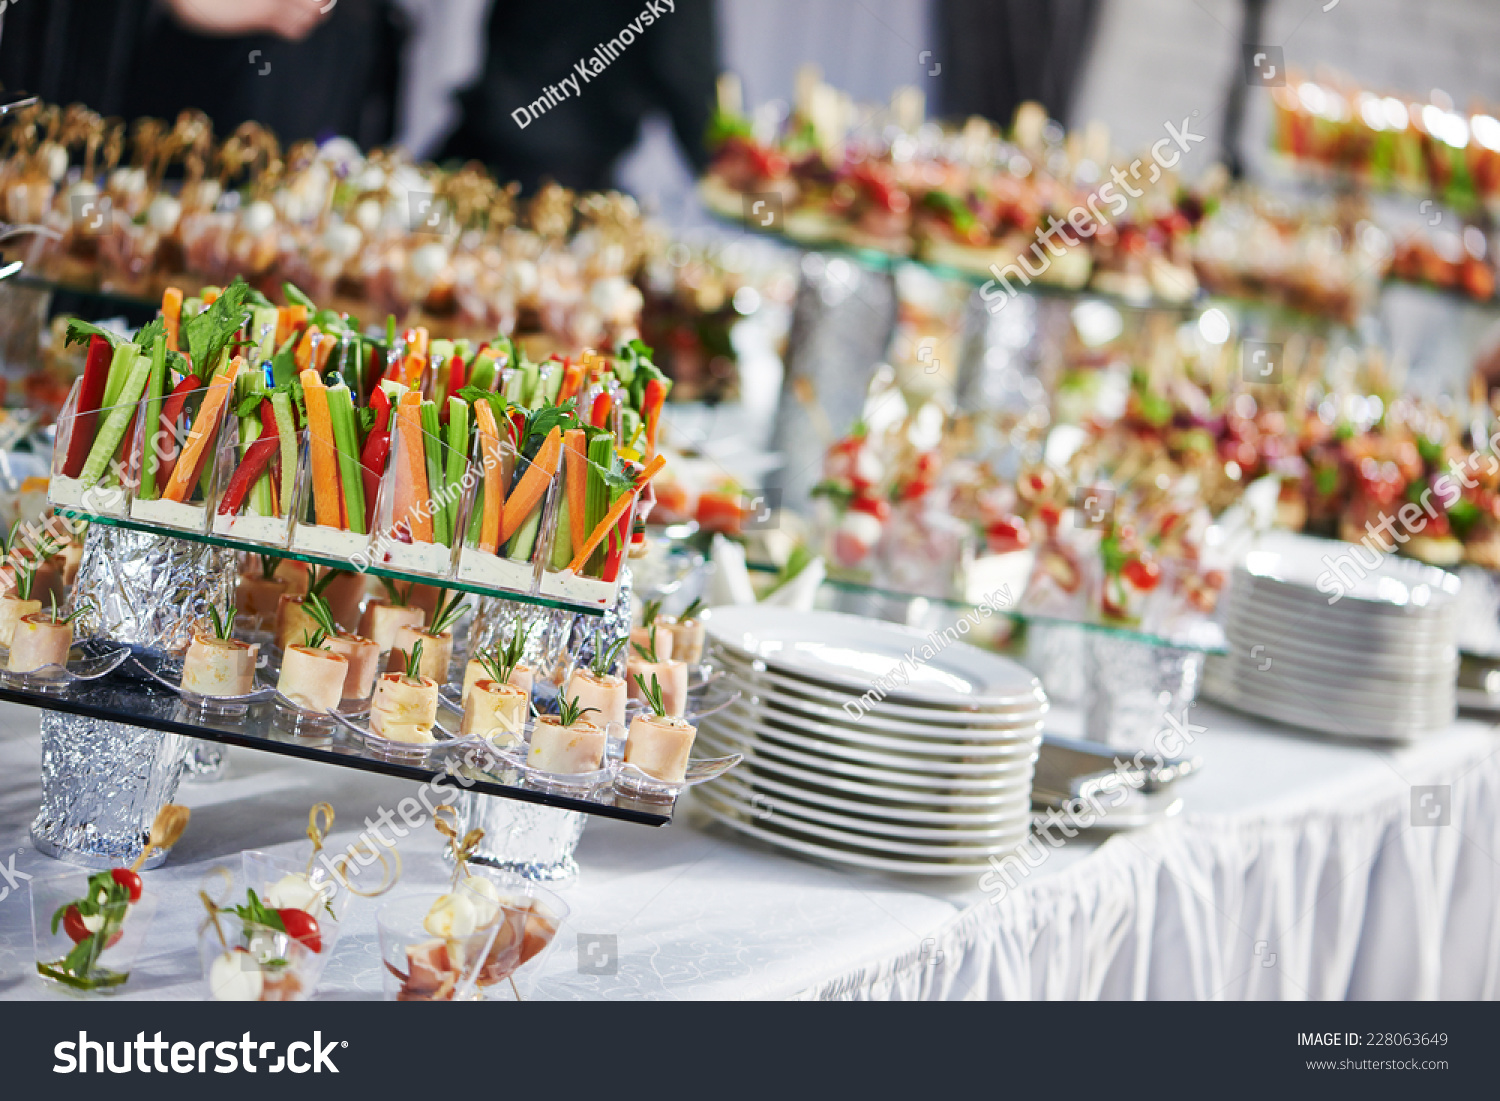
[
  {"xmin": 1204, "ymin": 532, "xmax": 1460, "ymax": 741},
  {"xmin": 695, "ymin": 606, "xmax": 1047, "ymax": 876}
]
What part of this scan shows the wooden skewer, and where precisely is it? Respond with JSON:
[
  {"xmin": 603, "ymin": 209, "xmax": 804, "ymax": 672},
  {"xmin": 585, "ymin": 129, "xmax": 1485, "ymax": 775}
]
[{"xmin": 130, "ymin": 803, "xmax": 191, "ymax": 872}]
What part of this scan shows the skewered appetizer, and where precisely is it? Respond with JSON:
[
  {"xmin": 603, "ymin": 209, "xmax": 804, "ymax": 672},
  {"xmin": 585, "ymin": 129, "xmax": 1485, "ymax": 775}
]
[
  {"xmin": 461, "ymin": 618, "xmax": 535, "ymax": 705},
  {"xmin": 181, "ymin": 606, "xmax": 258, "ymax": 695},
  {"xmin": 385, "ymin": 591, "xmax": 466, "ymax": 681},
  {"xmin": 527, "ymin": 694, "xmax": 605, "ymax": 773},
  {"xmin": 460, "ymin": 644, "xmax": 531, "ymax": 746},
  {"xmin": 625, "ymin": 673, "xmax": 699, "ymax": 783},
  {"xmin": 627, "ymin": 626, "xmax": 688, "ymax": 718},
  {"xmin": 369, "ymin": 641, "xmax": 440, "ymax": 744},
  {"xmin": 565, "ymin": 633, "xmax": 628, "ymax": 729},
  {"xmin": 206, "ymin": 887, "xmax": 327, "ymax": 1002}
]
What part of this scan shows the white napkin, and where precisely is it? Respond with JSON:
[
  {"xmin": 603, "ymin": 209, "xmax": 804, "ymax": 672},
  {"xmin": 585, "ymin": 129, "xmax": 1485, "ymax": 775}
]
[
  {"xmin": 708, "ymin": 534, "xmax": 759, "ymax": 607},
  {"xmin": 760, "ymin": 557, "xmax": 825, "ymax": 611}
]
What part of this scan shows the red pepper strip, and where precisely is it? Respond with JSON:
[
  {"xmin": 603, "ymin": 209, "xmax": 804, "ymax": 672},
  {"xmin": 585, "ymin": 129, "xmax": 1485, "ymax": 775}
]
[
  {"xmin": 507, "ymin": 410, "xmax": 525, "ymax": 448},
  {"xmin": 153, "ymin": 375, "xmax": 202, "ymax": 489},
  {"xmin": 113, "ymin": 402, "xmax": 140, "ymax": 470},
  {"xmin": 358, "ymin": 388, "xmax": 393, "ymax": 532},
  {"xmin": 217, "ymin": 400, "xmax": 280, "ymax": 516},
  {"xmin": 600, "ymin": 501, "xmax": 634, "ymax": 583},
  {"xmin": 642, "ymin": 377, "xmax": 667, "ymax": 458},
  {"xmin": 449, "ymin": 353, "xmax": 466, "ymax": 396},
  {"xmin": 590, "ymin": 391, "xmax": 612, "ymax": 429},
  {"xmin": 63, "ymin": 336, "xmax": 114, "ymax": 479}
]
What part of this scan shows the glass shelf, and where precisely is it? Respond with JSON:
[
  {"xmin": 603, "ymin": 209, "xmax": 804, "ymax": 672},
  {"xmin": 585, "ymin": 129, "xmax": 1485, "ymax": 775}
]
[
  {"xmin": 58, "ymin": 506, "xmax": 605, "ymax": 617},
  {"xmin": 744, "ymin": 559, "xmax": 1228, "ymax": 654},
  {"xmin": 0, "ymin": 669, "xmax": 674, "ymax": 826}
]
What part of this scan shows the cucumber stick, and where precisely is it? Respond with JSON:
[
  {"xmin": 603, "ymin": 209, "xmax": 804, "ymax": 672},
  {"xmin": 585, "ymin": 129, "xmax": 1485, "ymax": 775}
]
[
  {"xmin": 506, "ymin": 507, "xmax": 542, "ymax": 563},
  {"xmin": 442, "ymin": 397, "xmax": 468, "ymax": 544},
  {"xmin": 420, "ymin": 401, "xmax": 449, "ymax": 546},
  {"xmin": 139, "ymin": 337, "xmax": 167, "ymax": 500},
  {"xmin": 80, "ymin": 353, "xmax": 152, "ymax": 488},
  {"xmin": 469, "ymin": 353, "xmax": 497, "ymax": 392},
  {"xmin": 549, "ymin": 491, "xmax": 572, "ymax": 570},
  {"xmin": 99, "ymin": 343, "xmax": 138, "ymax": 412},
  {"xmin": 251, "ymin": 307, "xmax": 279, "ymax": 364},
  {"xmin": 271, "ymin": 391, "xmax": 297, "ymax": 515},
  {"xmin": 327, "ymin": 386, "xmax": 367, "ymax": 535}
]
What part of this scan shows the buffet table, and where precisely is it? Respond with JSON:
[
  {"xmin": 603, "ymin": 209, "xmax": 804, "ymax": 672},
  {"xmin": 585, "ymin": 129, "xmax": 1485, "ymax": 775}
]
[{"xmin": 1, "ymin": 700, "xmax": 1497, "ymax": 1001}]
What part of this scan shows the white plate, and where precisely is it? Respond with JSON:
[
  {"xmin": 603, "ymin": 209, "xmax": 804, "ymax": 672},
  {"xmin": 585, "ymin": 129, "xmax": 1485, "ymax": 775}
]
[
  {"xmin": 712, "ymin": 645, "xmax": 1049, "ymax": 727},
  {"xmin": 1202, "ymin": 670, "xmax": 1451, "ymax": 741},
  {"xmin": 695, "ymin": 786, "xmax": 1030, "ymax": 858},
  {"xmin": 718, "ymin": 697, "xmax": 1040, "ymax": 775},
  {"xmin": 1225, "ymin": 580, "xmax": 1459, "ymax": 631},
  {"xmin": 1237, "ymin": 532, "xmax": 1461, "ymax": 610},
  {"xmin": 693, "ymin": 798, "xmax": 1018, "ymax": 877},
  {"xmin": 1205, "ymin": 658, "xmax": 1454, "ymax": 715},
  {"xmin": 745, "ymin": 689, "xmax": 1045, "ymax": 758},
  {"xmin": 707, "ymin": 773, "xmax": 1034, "ymax": 840},
  {"xmin": 705, "ymin": 605, "xmax": 1042, "ymax": 710},
  {"xmin": 696, "ymin": 728, "xmax": 1034, "ymax": 808},
  {"xmin": 702, "ymin": 711, "xmax": 1035, "ymax": 791},
  {"xmin": 707, "ymin": 767, "xmax": 1034, "ymax": 826}
]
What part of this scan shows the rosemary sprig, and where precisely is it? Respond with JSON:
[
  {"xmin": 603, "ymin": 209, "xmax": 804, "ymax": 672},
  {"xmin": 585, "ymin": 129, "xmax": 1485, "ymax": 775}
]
[
  {"xmin": 402, "ymin": 639, "xmax": 425, "ymax": 681},
  {"xmin": 429, "ymin": 590, "xmax": 468, "ymax": 637},
  {"xmin": 258, "ymin": 554, "xmax": 280, "ymax": 581},
  {"xmin": 590, "ymin": 629, "xmax": 627, "ymax": 678},
  {"xmin": 309, "ymin": 567, "xmax": 344, "ymax": 598},
  {"xmin": 632, "ymin": 625, "xmax": 662, "ymax": 664},
  {"xmin": 555, "ymin": 693, "xmax": 600, "ymax": 729},
  {"xmin": 302, "ymin": 592, "xmax": 340, "ymax": 639},
  {"xmin": 631, "ymin": 673, "xmax": 668, "ymax": 719},
  {"xmin": 478, "ymin": 618, "xmax": 532, "ymax": 685},
  {"xmin": 679, "ymin": 597, "xmax": 704, "ymax": 623},
  {"xmin": 207, "ymin": 604, "xmax": 236, "ymax": 640},
  {"xmin": 640, "ymin": 599, "xmax": 663, "ymax": 627},
  {"xmin": 379, "ymin": 578, "xmax": 410, "ymax": 607},
  {"xmin": 45, "ymin": 593, "xmax": 91, "ymax": 627},
  {"xmin": 301, "ymin": 627, "xmax": 330, "ymax": 651}
]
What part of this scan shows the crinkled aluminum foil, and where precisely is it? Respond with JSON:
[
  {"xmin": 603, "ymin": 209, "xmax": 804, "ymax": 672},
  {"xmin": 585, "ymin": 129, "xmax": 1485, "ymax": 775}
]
[{"xmin": 450, "ymin": 793, "xmax": 586, "ymax": 881}]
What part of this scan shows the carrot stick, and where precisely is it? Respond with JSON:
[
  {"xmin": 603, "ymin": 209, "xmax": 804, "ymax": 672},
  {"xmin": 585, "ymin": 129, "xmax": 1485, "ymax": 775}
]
[
  {"xmin": 300, "ymin": 368, "xmax": 342, "ymax": 528},
  {"xmin": 294, "ymin": 326, "xmax": 321, "ymax": 372},
  {"xmin": 566, "ymin": 454, "xmax": 666, "ymax": 573},
  {"xmin": 395, "ymin": 391, "xmax": 432, "ymax": 542},
  {"xmin": 277, "ymin": 304, "xmax": 307, "ymax": 346},
  {"xmin": 473, "ymin": 400, "xmax": 504, "ymax": 554},
  {"xmin": 162, "ymin": 287, "xmax": 183, "ymax": 352},
  {"xmin": 500, "ymin": 426, "xmax": 562, "ymax": 546},
  {"xmin": 162, "ymin": 361, "xmax": 238, "ymax": 503},
  {"xmin": 564, "ymin": 428, "xmax": 588, "ymax": 552}
]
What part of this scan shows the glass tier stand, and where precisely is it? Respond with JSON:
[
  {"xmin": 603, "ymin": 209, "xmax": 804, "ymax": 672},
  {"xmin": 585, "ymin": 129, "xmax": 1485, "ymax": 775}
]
[
  {"xmin": 0, "ymin": 672, "xmax": 673, "ymax": 826},
  {"xmin": 57, "ymin": 507, "xmax": 604, "ymax": 617}
]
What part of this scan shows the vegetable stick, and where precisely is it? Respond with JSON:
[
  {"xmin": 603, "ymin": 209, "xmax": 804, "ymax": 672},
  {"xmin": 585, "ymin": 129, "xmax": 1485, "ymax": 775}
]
[
  {"xmin": 394, "ymin": 392, "xmax": 432, "ymax": 542},
  {"xmin": 300, "ymin": 368, "xmax": 342, "ymax": 527},
  {"xmin": 162, "ymin": 287, "xmax": 183, "ymax": 352},
  {"xmin": 79, "ymin": 352, "xmax": 152, "ymax": 488},
  {"xmin": 472, "ymin": 400, "xmax": 504, "ymax": 554},
  {"xmin": 162, "ymin": 361, "xmax": 237, "ymax": 503},
  {"xmin": 62, "ymin": 336, "xmax": 114, "ymax": 479},
  {"xmin": 564, "ymin": 428, "xmax": 589, "ymax": 552},
  {"xmin": 276, "ymin": 304, "xmax": 307, "ymax": 346},
  {"xmin": 499, "ymin": 426, "xmax": 562, "ymax": 546},
  {"xmin": 566, "ymin": 454, "xmax": 666, "ymax": 573},
  {"xmin": 328, "ymin": 385, "xmax": 367, "ymax": 535}
]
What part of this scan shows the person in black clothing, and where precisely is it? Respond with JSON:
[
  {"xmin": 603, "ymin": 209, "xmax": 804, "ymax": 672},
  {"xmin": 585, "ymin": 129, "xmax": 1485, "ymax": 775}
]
[
  {"xmin": 439, "ymin": 0, "xmax": 718, "ymax": 192},
  {"xmin": 0, "ymin": 0, "xmax": 404, "ymax": 149}
]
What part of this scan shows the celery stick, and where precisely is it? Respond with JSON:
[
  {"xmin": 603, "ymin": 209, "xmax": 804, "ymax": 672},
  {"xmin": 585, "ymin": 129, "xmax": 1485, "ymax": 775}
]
[
  {"xmin": 521, "ymin": 361, "xmax": 540, "ymax": 408},
  {"xmin": 419, "ymin": 401, "xmax": 449, "ymax": 546},
  {"xmin": 583, "ymin": 432, "xmax": 613, "ymax": 573},
  {"xmin": 139, "ymin": 337, "xmax": 166, "ymax": 500},
  {"xmin": 271, "ymin": 391, "xmax": 297, "ymax": 516},
  {"xmin": 442, "ymin": 397, "xmax": 468, "ymax": 543},
  {"xmin": 327, "ymin": 386, "xmax": 367, "ymax": 535},
  {"xmin": 469, "ymin": 353, "xmax": 497, "ymax": 392},
  {"xmin": 540, "ymin": 363, "xmax": 563, "ymax": 405},
  {"xmin": 80, "ymin": 354, "xmax": 153, "ymax": 488},
  {"xmin": 251, "ymin": 306, "xmax": 279, "ymax": 365}
]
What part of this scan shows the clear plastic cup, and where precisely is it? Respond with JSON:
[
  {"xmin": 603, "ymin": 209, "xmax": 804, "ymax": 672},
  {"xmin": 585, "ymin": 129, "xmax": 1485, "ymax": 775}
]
[
  {"xmin": 30, "ymin": 869, "xmax": 158, "ymax": 994},
  {"xmin": 198, "ymin": 910, "xmax": 332, "ymax": 1001}
]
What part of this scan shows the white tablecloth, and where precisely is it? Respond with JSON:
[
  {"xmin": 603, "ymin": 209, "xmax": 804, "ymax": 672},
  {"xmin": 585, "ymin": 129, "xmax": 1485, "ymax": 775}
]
[{"xmin": 1, "ymin": 700, "xmax": 1497, "ymax": 1000}]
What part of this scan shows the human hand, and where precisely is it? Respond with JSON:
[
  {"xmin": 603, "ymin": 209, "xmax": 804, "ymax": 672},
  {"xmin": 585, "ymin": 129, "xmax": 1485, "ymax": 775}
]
[{"xmin": 163, "ymin": 0, "xmax": 332, "ymax": 41}]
